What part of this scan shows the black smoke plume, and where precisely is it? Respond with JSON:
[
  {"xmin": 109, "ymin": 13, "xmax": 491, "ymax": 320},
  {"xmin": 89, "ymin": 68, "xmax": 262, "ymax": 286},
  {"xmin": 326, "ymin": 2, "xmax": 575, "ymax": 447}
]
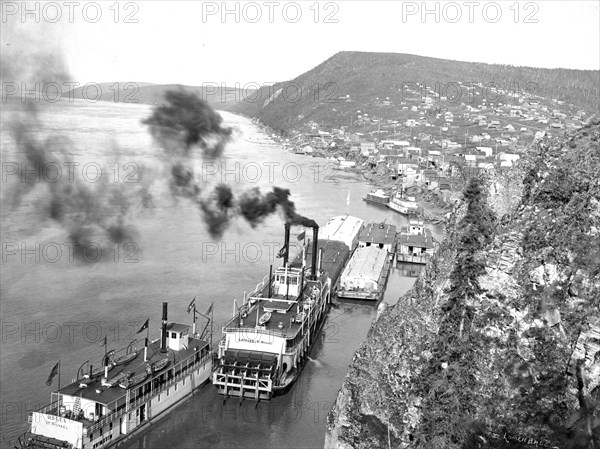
[
  {"xmin": 142, "ymin": 89, "xmax": 232, "ymax": 159},
  {"xmin": 6, "ymin": 106, "xmax": 152, "ymax": 261},
  {"xmin": 3, "ymin": 22, "xmax": 152, "ymax": 261},
  {"xmin": 198, "ymin": 184, "xmax": 235, "ymax": 238},
  {"xmin": 238, "ymin": 187, "xmax": 318, "ymax": 228},
  {"xmin": 143, "ymin": 90, "xmax": 317, "ymax": 238}
]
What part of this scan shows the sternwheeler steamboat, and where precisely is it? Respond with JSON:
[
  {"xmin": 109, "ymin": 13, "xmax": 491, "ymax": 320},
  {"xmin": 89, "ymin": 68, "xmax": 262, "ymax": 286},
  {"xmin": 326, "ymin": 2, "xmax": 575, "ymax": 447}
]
[
  {"xmin": 17, "ymin": 303, "xmax": 212, "ymax": 449},
  {"xmin": 213, "ymin": 216, "xmax": 363, "ymax": 400}
]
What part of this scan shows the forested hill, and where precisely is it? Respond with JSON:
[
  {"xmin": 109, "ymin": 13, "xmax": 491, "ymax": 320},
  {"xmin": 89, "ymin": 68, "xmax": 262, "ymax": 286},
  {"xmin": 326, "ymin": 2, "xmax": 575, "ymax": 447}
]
[{"xmin": 222, "ymin": 51, "xmax": 599, "ymax": 132}]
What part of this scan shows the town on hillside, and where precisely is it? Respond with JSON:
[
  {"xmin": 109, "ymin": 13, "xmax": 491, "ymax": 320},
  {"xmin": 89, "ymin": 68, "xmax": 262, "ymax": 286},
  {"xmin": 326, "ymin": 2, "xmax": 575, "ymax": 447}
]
[{"xmin": 260, "ymin": 81, "xmax": 592, "ymax": 222}]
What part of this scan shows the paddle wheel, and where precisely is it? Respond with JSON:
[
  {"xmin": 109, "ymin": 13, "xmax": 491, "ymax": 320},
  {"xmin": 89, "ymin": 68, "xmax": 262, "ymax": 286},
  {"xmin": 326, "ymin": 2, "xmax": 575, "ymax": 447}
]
[{"xmin": 213, "ymin": 350, "xmax": 278, "ymax": 400}]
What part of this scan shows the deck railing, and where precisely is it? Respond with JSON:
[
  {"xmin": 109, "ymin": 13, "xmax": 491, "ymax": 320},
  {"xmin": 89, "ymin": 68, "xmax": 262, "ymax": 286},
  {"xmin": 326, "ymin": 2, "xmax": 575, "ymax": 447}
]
[
  {"xmin": 85, "ymin": 353, "xmax": 211, "ymax": 434},
  {"xmin": 29, "ymin": 353, "xmax": 211, "ymax": 435}
]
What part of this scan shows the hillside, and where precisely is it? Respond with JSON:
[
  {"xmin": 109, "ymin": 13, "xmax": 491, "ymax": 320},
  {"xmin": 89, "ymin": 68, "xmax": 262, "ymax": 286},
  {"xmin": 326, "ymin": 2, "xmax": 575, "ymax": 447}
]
[
  {"xmin": 225, "ymin": 51, "xmax": 599, "ymax": 133},
  {"xmin": 326, "ymin": 121, "xmax": 600, "ymax": 448},
  {"xmin": 68, "ymin": 82, "xmax": 253, "ymax": 106}
]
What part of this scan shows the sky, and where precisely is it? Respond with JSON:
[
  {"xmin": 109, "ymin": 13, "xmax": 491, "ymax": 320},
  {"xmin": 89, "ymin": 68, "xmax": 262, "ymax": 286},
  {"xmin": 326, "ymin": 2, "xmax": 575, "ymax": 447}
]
[{"xmin": 1, "ymin": 1, "xmax": 599, "ymax": 87}]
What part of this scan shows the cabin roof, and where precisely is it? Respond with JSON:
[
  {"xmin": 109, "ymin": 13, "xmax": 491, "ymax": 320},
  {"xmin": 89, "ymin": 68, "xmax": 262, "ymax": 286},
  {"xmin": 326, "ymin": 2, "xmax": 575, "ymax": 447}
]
[
  {"xmin": 359, "ymin": 222, "xmax": 397, "ymax": 246},
  {"xmin": 398, "ymin": 229, "xmax": 435, "ymax": 249},
  {"xmin": 166, "ymin": 322, "xmax": 190, "ymax": 333},
  {"xmin": 58, "ymin": 335, "xmax": 208, "ymax": 406}
]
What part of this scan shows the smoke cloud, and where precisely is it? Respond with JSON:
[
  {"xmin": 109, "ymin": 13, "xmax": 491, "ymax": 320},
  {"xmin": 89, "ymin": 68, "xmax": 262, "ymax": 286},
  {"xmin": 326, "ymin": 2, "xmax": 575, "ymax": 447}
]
[
  {"xmin": 143, "ymin": 90, "xmax": 317, "ymax": 238},
  {"xmin": 3, "ymin": 22, "xmax": 152, "ymax": 261}
]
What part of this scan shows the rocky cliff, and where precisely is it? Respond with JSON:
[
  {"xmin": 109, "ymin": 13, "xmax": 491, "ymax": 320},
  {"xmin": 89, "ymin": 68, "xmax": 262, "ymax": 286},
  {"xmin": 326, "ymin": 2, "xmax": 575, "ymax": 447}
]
[{"xmin": 326, "ymin": 122, "xmax": 600, "ymax": 449}]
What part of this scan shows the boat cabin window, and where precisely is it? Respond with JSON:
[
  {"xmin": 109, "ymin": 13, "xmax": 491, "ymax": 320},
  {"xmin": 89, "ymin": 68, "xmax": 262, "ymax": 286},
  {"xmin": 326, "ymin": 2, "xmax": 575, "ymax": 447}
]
[{"xmin": 276, "ymin": 274, "xmax": 298, "ymax": 285}]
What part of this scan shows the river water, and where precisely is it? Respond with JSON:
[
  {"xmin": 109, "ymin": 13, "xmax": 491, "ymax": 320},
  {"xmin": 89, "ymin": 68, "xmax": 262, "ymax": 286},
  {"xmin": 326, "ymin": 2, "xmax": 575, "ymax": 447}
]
[{"xmin": 0, "ymin": 100, "xmax": 442, "ymax": 448}]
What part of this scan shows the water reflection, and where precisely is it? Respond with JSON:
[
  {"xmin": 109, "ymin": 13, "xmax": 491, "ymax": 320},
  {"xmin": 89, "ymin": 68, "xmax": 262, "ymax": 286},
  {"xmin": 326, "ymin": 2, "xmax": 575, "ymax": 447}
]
[{"xmin": 396, "ymin": 262, "xmax": 425, "ymax": 278}]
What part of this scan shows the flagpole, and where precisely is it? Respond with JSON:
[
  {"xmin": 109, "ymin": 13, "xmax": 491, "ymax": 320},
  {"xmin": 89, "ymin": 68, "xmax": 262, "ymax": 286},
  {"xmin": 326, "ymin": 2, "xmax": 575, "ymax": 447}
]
[
  {"xmin": 146, "ymin": 322, "xmax": 150, "ymax": 361},
  {"xmin": 210, "ymin": 303, "xmax": 213, "ymax": 351},
  {"xmin": 193, "ymin": 303, "xmax": 197, "ymax": 336},
  {"xmin": 58, "ymin": 359, "xmax": 61, "ymax": 393},
  {"xmin": 104, "ymin": 337, "xmax": 108, "ymax": 378}
]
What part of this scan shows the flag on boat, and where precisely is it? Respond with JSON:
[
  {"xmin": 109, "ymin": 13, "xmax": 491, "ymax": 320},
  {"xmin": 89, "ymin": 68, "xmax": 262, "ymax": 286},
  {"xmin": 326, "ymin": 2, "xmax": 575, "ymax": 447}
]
[
  {"xmin": 187, "ymin": 297, "xmax": 196, "ymax": 314},
  {"xmin": 297, "ymin": 230, "xmax": 306, "ymax": 241},
  {"xmin": 137, "ymin": 318, "xmax": 149, "ymax": 334},
  {"xmin": 46, "ymin": 361, "xmax": 59, "ymax": 386},
  {"xmin": 276, "ymin": 245, "xmax": 286, "ymax": 258},
  {"xmin": 205, "ymin": 303, "xmax": 213, "ymax": 315},
  {"xmin": 100, "ymin": 335, "xmax": 107, "ymax": 346},
  {"xmin": 346, "ymin": 191, "xmax": 350, "ymax": 206}
]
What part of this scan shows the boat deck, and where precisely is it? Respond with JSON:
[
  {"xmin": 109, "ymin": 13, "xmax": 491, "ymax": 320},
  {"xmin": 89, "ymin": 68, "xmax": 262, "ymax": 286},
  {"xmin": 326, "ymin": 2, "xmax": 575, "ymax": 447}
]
[
  {"xmin": 58, "ymin": 337, "xmax": 209, "ymax": 406},
  {"xmin": 226, "ymin": 293, "xmax": 317, "ymax": 339}
]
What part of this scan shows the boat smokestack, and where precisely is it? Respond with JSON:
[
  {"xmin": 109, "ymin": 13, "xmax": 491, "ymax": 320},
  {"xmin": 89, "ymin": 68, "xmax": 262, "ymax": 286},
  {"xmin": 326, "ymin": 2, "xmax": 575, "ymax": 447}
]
[
  {"xmin": 311, "ymin": 226, "xmax": 319, "ymax": 279},
  {"xmin": 283, "ymin": 223, "xmax": 291, "ymax": 266},
  {"xmin": 161, "ymin": 302, "xmax": 168, "ymax": 353}
]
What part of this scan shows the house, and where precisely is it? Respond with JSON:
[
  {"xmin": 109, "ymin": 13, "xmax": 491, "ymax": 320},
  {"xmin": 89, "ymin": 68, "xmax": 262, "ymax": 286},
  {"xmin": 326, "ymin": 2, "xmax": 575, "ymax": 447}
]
[
  {"xmin": 397, "ymin": 218, "xmax": 436, "ymax": 264},
  {"xmin": 361, "ymin": 142, "xmax": 376, "ymax": 155},
  {"xmin": 422, "ymin": 169, "xmax": 440, "ymax": 187},
  {"xmin": 464, "ymin": 154, "xmax": 477, "ymax": 166},
  {"xmin": 406, "ymin": 147, "xmax": 422, "ymax": 159},
  {"xmin": 498, "ymin": 153, "xmax": 520, "ymax": 167},
  {"xmin": 396, "ymin": 158, "xmax": 419, "ymax": 176},
  {"xmin": 476, "ymin": 147, "xmax": 493, "ymax": 157}
]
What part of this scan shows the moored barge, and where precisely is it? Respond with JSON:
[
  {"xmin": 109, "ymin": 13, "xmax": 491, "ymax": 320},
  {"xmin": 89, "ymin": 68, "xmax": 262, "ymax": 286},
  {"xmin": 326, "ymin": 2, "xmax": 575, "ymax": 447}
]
[
  {"xmin": 337, "ymin": 222, "xmax": 396, "ymax": 301},
  {"xmin": 363, "ymin": 189, "xmax": 390, "ymax": 206}
]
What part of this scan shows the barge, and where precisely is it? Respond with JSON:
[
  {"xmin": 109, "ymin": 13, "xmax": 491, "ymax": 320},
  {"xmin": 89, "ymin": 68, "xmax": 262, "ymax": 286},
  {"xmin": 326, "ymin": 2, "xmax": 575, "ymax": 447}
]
[
  {"xmin": 363, "ymin": 189, "xmax": 390, "ymax": 206},
  {"xmin": 17, "ymin": 303, "xmax": 212, "ymax": 449},
  {"xmin": 337, "ymin": 222, "xmax": 396, "ymax": 301},
  {"xmin": 213, "ymin": 216, "xmax": 363, "ymax": 400}
]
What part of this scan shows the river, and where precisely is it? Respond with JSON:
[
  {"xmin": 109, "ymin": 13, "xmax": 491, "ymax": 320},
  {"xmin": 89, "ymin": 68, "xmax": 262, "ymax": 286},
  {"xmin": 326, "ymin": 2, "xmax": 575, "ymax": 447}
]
[{"xmin": 0, "ymin": 99, "xmax": 442, "ymax": 448}]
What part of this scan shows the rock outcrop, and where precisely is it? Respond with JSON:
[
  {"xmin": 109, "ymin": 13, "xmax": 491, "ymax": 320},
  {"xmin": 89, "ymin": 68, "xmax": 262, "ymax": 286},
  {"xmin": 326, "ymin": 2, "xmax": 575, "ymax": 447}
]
[{"xmin": 326, "ymin": 122, "xmax": 600, "ymax": 448}]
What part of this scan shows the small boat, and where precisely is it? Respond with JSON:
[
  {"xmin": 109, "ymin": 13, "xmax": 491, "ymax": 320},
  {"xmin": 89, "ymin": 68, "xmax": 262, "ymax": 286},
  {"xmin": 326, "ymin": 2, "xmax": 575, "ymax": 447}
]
[
  {"xmin": 86, "ymin": 363, "xmax": 115, "ymax": 379},
  {"xmin": 104, "ymin": 371, "xmax": 132, "ymax": 387},
  {"xmin": 113, "ymin": 351, "xmax": 137, "ymax": 366},
  {"xmin": 258, "ymin": 312, "xmax": 272, "ymax": 326},
  {"xmin": 119, "ymin": 371, "xmax": 148, "ymax": 389},
  {"xmin": 151, "ymin": 358, "xmax": 170, "ymax": 373},
  {"xmin": 363, "ymin": 189, "xmax": 390, "ymax": 205},
  {"xmin": 78, "ymin": 378, "xmax": 94, "ymax": 388},
  {"xmin": 388, "ymin": 191, "xmax": 418, "ymax": 215}
]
